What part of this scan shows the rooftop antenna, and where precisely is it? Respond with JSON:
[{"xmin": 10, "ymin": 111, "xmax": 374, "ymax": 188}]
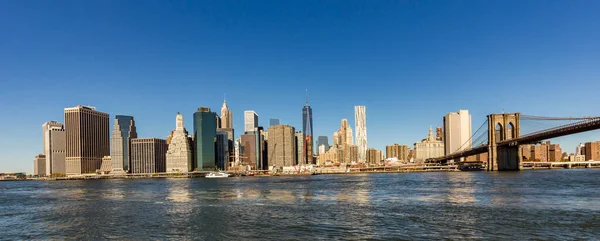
[
  {"xmin": 224, "ymin": 93, "xmax": 226, "ymax": 103},
  {"xmin": 305, "ymin": 89, "xmax": 308, "ymax": 105}
]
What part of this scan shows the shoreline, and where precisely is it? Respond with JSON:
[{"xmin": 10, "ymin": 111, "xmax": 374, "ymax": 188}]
[{"xmin": 9, "ymin": 164, "xmax": 598, "ymax": 181}]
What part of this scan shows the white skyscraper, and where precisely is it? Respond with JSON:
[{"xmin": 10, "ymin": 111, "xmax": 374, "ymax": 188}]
[
  {"xmin": 244, "ymin": 110, "xmax": 258, "ymax": 133},
  {"xmin": 355, "ymin": 106, "xmax": 367, "ymax": 163},
  {"xmin": 443, "ymin": 110, "xmax": 472, "ymax": 155},
  {"xmin": 166, "ymin": 113, "xmax": 193, "ymax": 173},
  {"xmin": 42, "ymin": 121, "xmax": 66, "ymax": 176}
]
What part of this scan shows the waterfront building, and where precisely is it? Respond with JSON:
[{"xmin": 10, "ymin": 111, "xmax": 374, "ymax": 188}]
[
  {"xmin": 366, "ymin": 148, "xmax": 383, "ymax": 166},
  {"xmin": 216, "ymin": 132, "xmax": 229, "ymax": 170},
  {"xmin": 220, "ymin": 99, "xmax": 233, "ymax": 129},
  {"xmin": 336, "ymin": 119, "xmax": 354, "ymax": 163},
  {"xmin": 414, "ymin": 126, "xmax": 444, "ymax": 162},
  {"xmin": 549, "ymin": 143, "xmax": 562, "ymax": 161},
  {"xmin": 348, "ymin": 145, "xmax": 359, "ymax": 164},
  {"xmin": 33, "ymin": 154, "xmax": 46, "ymax": 176},
  {"xmin": 64, "ymin": 105, "xmax": 110, "ymax": 175},
  {"xmin": 240, "ymin": 133, "xmax": 257, "ymax": 168},
  {"xmin": 194, "ymin": 107, "xmax": 217, "ymax": 170},
  {"xmin": 267, "ymin": 125, "xmax": 296, "ymax": 167},
  {"xmin": 131, "ymin": 138, "xmax": 167, "ymax": 173},
  {"xmin": 318, "ymin": 146, "xmax": 338, "ymax": 166},
  {"xmin": 100, "ymin": 156, "xmax": 112, "ymax": 172},
  {"xmin": 520, "ymin": 144, "xmax": 533, "ymax": 160},
  {"xmin": 302, "ymin": 96, "xmax": 314, "ymax": 164},
  {"xmin": 318, "ymin": 144, "xmax": 326, "ymax": 155},
  {"xmin": 443, "ymin": 110, "xmax": 472, "ymax": 155},
  {"xmin": 166, "ymin": 113, "xmax": 193, "ymax": 173},
  {"xmin": 354, "ymin": 106, "xmax": 367, "ymax": 163},
  {"xmin": 110, "ymin": 115, "xmax": 137, "ymax": 173},
  {"xmin": 386, "ymin": 144, "xmax": 409, "ymax": 161},
  {"xmin": 244, "ymin": 110, "xmax": 258, "ymax": 133},
  {"xmin": 576, "ymin": 143, "xmax": 585, "ymax": 155},
  {"xmin": 584, "ymin": 141, "xmax": 600, "ymax": 161},
  {"xmin": 295, "ymin": 131, "xmax": 305, "ymax": 165},
  {"xmin": 317, "ymin": 136, "xmax": 329, "ymax": 151},
  {"xmin": 234, "ymin": 138, "xmax": 241, "ymax": 163},
  {"xmin": 42, "ymin": 121, "xmax": 66, "ymax": 176},
  {"xmin": 270, "ymin": 119, "xmax": 280, "ymax": 127}
]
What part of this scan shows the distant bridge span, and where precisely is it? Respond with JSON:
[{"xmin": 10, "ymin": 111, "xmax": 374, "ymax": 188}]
[{"xmin": 433, "ymin": 113, "xmax": 600, "ymax": 171}]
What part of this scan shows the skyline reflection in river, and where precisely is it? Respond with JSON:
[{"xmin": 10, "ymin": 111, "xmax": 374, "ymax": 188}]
[{"xmin": 1, "ymin": 169, "xmax": 599, "ymax": 240}]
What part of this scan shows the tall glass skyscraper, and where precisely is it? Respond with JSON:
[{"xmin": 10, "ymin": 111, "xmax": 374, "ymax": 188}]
[
  {"xmin": 302, "ymin": 94, "xmax": 314, "ymax": 164},
  {"xmin": 269, "ymin": 118, "xmax": 280, "ymax": 127},
  {"xmin": 194, "ymin": 107, "xmax": 217, "ymax": 170},
  {"xmin": 111, "ymin": 115, "xmax": 137, "ymax": 173}
]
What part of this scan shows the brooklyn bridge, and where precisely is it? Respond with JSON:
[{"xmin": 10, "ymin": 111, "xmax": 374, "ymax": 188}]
[{"xmin": 432, "ymin": 113, "xmax": 600, "ymax": 171}]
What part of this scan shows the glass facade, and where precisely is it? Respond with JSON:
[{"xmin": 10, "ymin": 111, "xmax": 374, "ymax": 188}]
[
  {"xmin": 115, "ymin": 115, "xmax": 137, "ymax": 171},
  {"xmin": 302, "ymin": 105, "xmax": 314, "ymax": 162},
  {"xmin": 194, "ymin": 108, "xmax": 217, "ymax": 170},
  {"xmin": 270, "ymin": 118, "xmax": 280, "ymax": 127}
]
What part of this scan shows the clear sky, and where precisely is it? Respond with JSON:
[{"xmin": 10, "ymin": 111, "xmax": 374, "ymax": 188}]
[{"xmin": 1, "ymin": 0, "xmax": 599, "ymax": 173}]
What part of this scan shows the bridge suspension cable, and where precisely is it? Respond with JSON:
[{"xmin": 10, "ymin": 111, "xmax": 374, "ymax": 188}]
[
  {"xmin": 449, "ymin": 119, "xmax": 488, "ymax": 155},
  {"xmin": 521, "ymin": 115, "xmax": 599, "ymax": 121}
]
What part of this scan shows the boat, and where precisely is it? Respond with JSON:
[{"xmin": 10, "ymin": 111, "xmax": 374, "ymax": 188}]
[{"xmin": 205, "ymin": 172, "xmax": 230, "ymax": 178}]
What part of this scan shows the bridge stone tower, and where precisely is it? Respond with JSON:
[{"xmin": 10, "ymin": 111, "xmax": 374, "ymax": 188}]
[{"xmin": 487, "ymin": 113, "xmax": 521, "ymax": 171}]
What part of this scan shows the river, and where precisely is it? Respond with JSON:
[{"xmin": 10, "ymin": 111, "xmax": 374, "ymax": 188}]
[{"xmin": 1, "ymin": 169, "xmax": 599, "ymax": 240}]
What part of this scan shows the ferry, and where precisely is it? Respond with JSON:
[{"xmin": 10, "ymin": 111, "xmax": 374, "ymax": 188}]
[{"xmin": 205, "ymin": 172, "xmax": 230, "ymax": 178}]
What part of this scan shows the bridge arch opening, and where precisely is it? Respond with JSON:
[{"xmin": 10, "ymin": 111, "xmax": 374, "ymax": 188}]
[
  {"xmin": 507, "ymin": 122, "xmax": 515, "ymax": 139},
  {"xmin": 495, "ymin": 123, "xmax": 504, "ymax": 142}
]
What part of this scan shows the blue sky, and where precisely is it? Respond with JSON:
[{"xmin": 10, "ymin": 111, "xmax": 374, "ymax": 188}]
[{"xmin": 1, "ymin": 0, "xmax": 599, "ymax": 173}]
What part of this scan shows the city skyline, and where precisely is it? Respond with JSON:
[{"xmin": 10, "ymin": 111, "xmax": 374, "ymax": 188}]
[{"xmin": 2, "ymin": 1, "xmax": 600, "ymax": 173}]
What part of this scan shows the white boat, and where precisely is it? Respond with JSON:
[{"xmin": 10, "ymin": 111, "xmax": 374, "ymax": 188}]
[{"xmin": 205, "ymin": 172, "xmax": 230, "ymax": 178}]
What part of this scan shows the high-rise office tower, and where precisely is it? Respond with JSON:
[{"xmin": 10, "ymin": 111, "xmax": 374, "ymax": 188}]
[
  {"xmin": 220, "ymin": 98, "xmax": 233, "ymax": 129},
  {"xmin": 302, "ymin": 93, "xmax": 314, "ymax": 164},
  {"xmin": 42, "ymin": 121, "xmax": 66, "ymax": 176},
  {"xmin": 267, "ymin": 125, "xmax": 296, "ymax": 167},
  {"xmin": 333, "ymin": 132, "xmax": 339, "ymax": 147},
  {"xmin": 166, "ymin": 113, "xmax": 193, "ymax": 173},
  {"xmin": 354, "ymin": 106, "xmax": 367, "ymax": 163},
  {"xmin": 215, "ymin": 131, "xmax": 229, "ymax": 170},
  {"xmin": 64, "ymin": 105, "xmax": 110, "ymax": 175},
  {"xmin": 33, "ymin": 154, "xmax": 46, "ymax": 176},
  {"xmin": 244, "ymin": 110, "xmax": 258, "ymax": 133},
  {"xmin": 317, "ymin": 136, "xmax": 329, "ymax": 151},
  {"xmin": 194, "ymin": 107, "xmax": 217, "ymax": 170},
  {"xmin": 336, "ymin": 119, "xmax": 354, "ymax": 163},
  {"xmin": 443, "ymin": 110, "xmax": 472, "ymax": 155},
  {"xmin": 241, "ymin": 133, "xmax": 257, "ymax": 167},
  {"xmin": 295, "ymin": 131, "xmax": 305, "ymax": 165},
  {"xmin": 110, "ymin": 115, "xmax": 137, "ymax": 173},
  {"xmin": 130, "ymin": 138, "xmax": 167, "ymax": 173},
  {"xmin": 270, "ymin": 119, "xmax": 280, "ymax": 127}
]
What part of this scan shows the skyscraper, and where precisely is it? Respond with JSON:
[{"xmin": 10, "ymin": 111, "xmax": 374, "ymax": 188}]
[
  {"xmin": 166, "ymin": 113, "xmax": 193, "ymax": 173},
  {"xmin": 270, "ymin": 119, "xmax": 280, "ymax": 127},
  {"xmin": 215, "ymin": 131, "xmax": 229, "ymax": 170},
  {"xmin": 354, "ymin": 106, "xmax": 367, "ymax": 163},
  {"xmin": 336, "ymin": 119, "xmax": 354, "ymax": 163},
  {"xmin": 110, "ymin": 115, "xmax": 137, "ymax": 173},
  {"xmin": 42, "ymin": 121, "xmax": 65, "ymax": 176},
  {"xmin": 131, "ymin": 138, "xmax": 167, "ymax": 173},
  {"xmin": 33, "ymin": 154, "xmax": 46, "ymax": 176},
  {"xmin": 194, "ymin": 107, "xmax": 217, "ymax": 170},
  {"xmin": 220, "ymin": 99, "xmax": 233, "ymax": 129},
  {"xmin": 295, "ymin": 131, "xmax": 304, "ymax": 165},
  {"xmin": 267, "ymin": 125, "xmax": 296, "ymax": 167},
  {"xmin": 443, "ymin": 110, "xmax": 472, "ymax": 155},
  {"xmin": 244, "ymin": 110, "xmax": 258, "ymax": 133},
  {"xmin": 317, "ymin": 136, "xmax": 329, "ymax": 152},
  {"xmin": 302, "ymin": 93, "xmax": 314, "ymax": 164},
  {"xmin": 64, "ymin": 105, "xmax": 109, "ymax": 175}
]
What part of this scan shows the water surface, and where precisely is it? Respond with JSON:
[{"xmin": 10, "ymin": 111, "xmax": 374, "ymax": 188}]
[{"xmin": 1, "ymin": 169, "xmax": 599, "ymax": 240}]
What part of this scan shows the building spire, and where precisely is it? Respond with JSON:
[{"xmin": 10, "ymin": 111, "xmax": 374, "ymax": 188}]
[
  {"xmin": 305, "ymin": 89, "xmax": 308, "ymax": 105},
  {"xmin": 224, "ymin": 93, "xmax": 226, "ymax": 104}
]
